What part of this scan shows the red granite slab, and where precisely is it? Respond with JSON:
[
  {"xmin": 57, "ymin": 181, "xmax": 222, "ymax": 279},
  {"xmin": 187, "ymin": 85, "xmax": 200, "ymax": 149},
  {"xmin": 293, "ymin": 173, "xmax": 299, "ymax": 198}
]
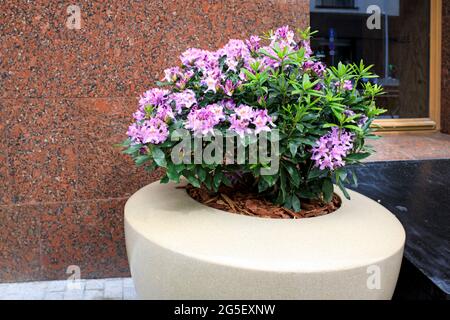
[
  {"xmin": 0, "ymin": 0, "xmax": 309, "ymax": 99},
  {"xmin": 0, "ymin": 100, "xmax": 12, "ymax": 205},
  {"xmin": 40, "ymin": 199, "xmax": 130, "ymax": 280},
  {"xmin": 4, "ymin": 99, "xmax": 79, "ymax": 204},
  {"xmin": 0, "ymin": 205, "xmax": 42, "ymax": 282},
  {"xmin": 0, "ymin": 0, "xmax": 310, "ymax": 281}
]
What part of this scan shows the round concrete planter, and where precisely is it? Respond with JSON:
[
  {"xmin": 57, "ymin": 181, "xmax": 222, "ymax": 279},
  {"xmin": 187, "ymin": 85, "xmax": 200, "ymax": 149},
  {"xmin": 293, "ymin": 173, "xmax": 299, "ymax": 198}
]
[{"xmin": 125, "ymin": 181, "xmax": 405, "ymax": 300}]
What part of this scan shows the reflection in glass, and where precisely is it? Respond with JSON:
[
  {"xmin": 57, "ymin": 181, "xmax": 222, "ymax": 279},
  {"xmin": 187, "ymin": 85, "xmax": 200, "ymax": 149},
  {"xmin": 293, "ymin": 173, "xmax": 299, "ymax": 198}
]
[{"xmin": 310, "ymin": 0, "xmax": 430, "ymax": 119}]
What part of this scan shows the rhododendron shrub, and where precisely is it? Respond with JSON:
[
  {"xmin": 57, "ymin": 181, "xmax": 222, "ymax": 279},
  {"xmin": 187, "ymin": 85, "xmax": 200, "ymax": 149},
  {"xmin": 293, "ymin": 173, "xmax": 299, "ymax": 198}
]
[{"xmin": 121, "ymin": 26, "xmax": 385, "ymax": 211}]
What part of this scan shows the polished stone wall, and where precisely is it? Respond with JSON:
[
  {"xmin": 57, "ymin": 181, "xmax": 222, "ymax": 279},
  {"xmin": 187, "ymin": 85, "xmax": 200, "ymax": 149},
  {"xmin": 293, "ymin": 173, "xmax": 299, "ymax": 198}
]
[{"xmin": 0, "ymin": 1, "xmax": 310, "ymax": 281}]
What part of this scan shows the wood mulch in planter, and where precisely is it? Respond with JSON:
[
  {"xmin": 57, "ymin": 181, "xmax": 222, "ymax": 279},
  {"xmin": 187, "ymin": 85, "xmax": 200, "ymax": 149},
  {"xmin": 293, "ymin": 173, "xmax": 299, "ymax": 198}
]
[{"xmin": 184, "ymin": 184, "xmax": 341, "ymax": 219}]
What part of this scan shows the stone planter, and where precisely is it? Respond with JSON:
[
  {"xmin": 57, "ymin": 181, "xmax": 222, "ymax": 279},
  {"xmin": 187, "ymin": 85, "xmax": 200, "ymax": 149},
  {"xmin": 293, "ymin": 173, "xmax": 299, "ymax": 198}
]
[{"xmin": 125, "ymin": 181, "xmax": 405, "ymax": 300}]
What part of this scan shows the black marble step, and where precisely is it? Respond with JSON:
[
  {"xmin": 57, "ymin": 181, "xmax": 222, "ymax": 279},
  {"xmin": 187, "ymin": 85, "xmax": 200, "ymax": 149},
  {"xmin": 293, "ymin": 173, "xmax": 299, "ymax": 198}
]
[{"xmin": 351, "ymin": 159, "xmax": 450, "ymax": 300}]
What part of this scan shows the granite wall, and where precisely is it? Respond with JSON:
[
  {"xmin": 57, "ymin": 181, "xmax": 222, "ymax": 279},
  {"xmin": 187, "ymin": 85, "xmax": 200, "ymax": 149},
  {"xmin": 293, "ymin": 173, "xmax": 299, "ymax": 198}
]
[
  {"xmin": 0, "ymin": 1, "xmax": 310, "ymax": 282},
  {"xmin": 442, "ymin": 0, "xmax": 450, "ymax": 134}
]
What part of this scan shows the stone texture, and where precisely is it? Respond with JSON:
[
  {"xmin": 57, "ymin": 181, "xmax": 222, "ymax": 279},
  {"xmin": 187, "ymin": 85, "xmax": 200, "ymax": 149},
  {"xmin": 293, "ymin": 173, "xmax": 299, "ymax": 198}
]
[
  {"xmin": 0, "ymin": 0, "xmax": 309, "ymax": 282},
  {"xmin": 0, "ymin": 277, "xmax": 138, "ymax": 300},
  {"xmin": 39, "ymin": 200, "xmax": 130, "ymax": 280},
  {"xmin": 367, "ymin": 132, "xmax": 450, "ymax": 162},
  {"xmin": 0, "ymin": 0, "xmax": 310, "ymax": 99},
  {"xmin": 0, "ymin": 205, "xmax": 42, "ymax": 282},
  {"xmin": 442, "ymin": 0, "xmax": 450, "ymax": 134}
]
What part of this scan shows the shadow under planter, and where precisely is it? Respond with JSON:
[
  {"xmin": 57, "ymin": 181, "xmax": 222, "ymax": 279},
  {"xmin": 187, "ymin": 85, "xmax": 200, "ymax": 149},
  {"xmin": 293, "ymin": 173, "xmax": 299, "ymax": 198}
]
[{"xmin": 124, "ymin": 182, "xmax": 405, "ymax": 300}]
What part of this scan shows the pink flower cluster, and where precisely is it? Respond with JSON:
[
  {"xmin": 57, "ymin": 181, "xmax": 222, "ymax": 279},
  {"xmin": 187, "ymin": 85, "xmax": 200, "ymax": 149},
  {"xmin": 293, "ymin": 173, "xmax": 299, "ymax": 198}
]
[
  {"xmin": 230, "ymin": 105, "xmax": 275, "ymax": 137},
  {"xmin": 126, "ymin": 26, "xmax": 312, "ymax": 145},
  {"xmin": 185, "ymin": 104, "xmax": 225, "ymax": 136},
  {"xmin": 177, "ymin": 39, "xmax": 252, "ymax": 95},
  {"xmin": 127, "ymin": 118, "xmax": 169, "ymax": 145},
  {"xmin": 311, "ymin": 127, "xmax": 354, "ymax": 171},
  {"xmin": 128, "ymin": 88, "xmax": 198, "ymax": 144},
  {"xmin": 303, "ymin": 60, "xmax": 326, "ymax": 77},
  {"xmin": 335, "ymin": 80, "xmax": 353, "ymax": 91},
  {"xmin": 170, "ymin": 89, "xmax": 197, "ymax": 114}
]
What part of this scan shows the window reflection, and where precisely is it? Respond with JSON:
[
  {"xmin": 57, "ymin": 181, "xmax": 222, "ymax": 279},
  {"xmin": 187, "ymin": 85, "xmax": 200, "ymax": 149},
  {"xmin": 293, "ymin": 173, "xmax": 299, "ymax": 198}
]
[{"xmin": 310, "ymin": 0, "xmax": 430, "ymax": 119}]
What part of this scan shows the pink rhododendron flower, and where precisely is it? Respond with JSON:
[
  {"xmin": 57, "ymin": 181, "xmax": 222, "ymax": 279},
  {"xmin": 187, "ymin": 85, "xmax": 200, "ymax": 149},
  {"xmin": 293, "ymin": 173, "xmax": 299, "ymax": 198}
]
[
  {"xmin": 202, "ymin": 72, "xmax": 220, "ymax": 93},
  {"xmin": 155, "ymin": 105, "xmax": 175, "ymax": 122},
  {"xmin": 139, "ymin": 88, "xmax": 170, "ymax": 108},
  {"xmin": 225, "ymin": 57, "xmax": 239, "ymax": 72},
  {"xmin": 127, "ymin": 123, "xmax": 142, "ymax": 144},
  {"xmin": 229, "ymin": 106, "xmax": 275, "ymax": 136},
  {"xmin": 358, "ymin": 115, "xmax": 369, "ymax": 127},
  {"xmin": 229, "ymin": 114, "xmax": 251, "ymax": 137},
  {"xmin": 206, "ymin": 103, "xmax": 225, "ymax": 122},
  {"xmin": 185, "ymin": 107, "xmax": 222, "ymax": 136},
  {"xmin": 335, "ymin": 80, "xmax": 353, "ymax": 91},
  {"xmin": 127, "ymin": 118, "xmax": 169, "ymax": 145},
  {"xmin": 252, "ymin": 109, "xmax": 275, "ymax": 134},
  {"xmin": 311, "ymin": 127, "xmax": 354, "ymax": 171},
  {"xmin": 218, "ymin": 39, "xmax": 251, "ymax": 67},
  {"xmin": 140, "ymin": 118, "xmax": 170, "ymax": 144},
  {"xmin": 222, "ymin": 79, "xmax": 236, "ymax": 96},
  {"xmin": 133, "ymin": 109, "xmax": 146, "ymax": 121},
  {"xmin": 246, "ymin": 35, "xmax": 261, "ymax": 52},
  {"xmin": 301, "ymin": 40, "xmax": 313, "ymax": 58},
  {"xmin": 163, "ymin": 66, "xmax": 181, "ymax": 83},
  {"xmin": 221, "ymin": 99, "xmax": 236, "ymax": 110},
  {"xmin": 234, "ymin": 105, "xmax": 255, "ymax": 121},
  {"xmin": 180, "ymin": 48, "xmax": 207, "ymax": 66},
  {"xmin": 170, "ymin": 90, "xmax": 197, "ymax": 113},
  {"xmin": 176, "ymin": 70, "xmax": 194, "ymax": 89}
]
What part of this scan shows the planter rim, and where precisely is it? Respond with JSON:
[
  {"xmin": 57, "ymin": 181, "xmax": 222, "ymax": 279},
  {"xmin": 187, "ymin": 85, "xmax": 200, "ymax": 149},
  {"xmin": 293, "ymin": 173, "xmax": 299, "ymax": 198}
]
[{"xmin": 125, "ymin": 182, "xmax": 406, "ymax": 273}]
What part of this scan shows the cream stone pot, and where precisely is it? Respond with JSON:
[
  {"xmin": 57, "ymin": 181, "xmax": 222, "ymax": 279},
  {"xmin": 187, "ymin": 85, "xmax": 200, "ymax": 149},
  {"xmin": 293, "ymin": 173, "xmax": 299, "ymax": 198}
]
[{"xmin": 125, "ymin": 181, "xmax": 405, "ymax": 300}]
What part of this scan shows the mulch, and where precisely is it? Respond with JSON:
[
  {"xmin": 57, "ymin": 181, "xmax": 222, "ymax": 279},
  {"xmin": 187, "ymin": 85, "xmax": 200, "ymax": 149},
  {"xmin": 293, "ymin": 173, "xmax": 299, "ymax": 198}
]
[{"xmin": 184, "ymin": 184, "xmax": 341, "ymax": 219}]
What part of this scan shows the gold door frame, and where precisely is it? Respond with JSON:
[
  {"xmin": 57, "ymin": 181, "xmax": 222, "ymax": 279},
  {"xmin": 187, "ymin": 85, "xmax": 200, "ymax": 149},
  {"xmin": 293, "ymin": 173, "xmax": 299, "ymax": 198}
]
[{"xmin": 375, "ymin": 0, "xmax": 442, "ymax": 131}]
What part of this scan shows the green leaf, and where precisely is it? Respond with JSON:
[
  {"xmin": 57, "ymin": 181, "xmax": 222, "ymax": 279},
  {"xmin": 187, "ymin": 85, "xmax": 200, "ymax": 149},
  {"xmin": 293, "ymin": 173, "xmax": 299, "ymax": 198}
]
[
  {"xmin": 345, "ymin": 153, "xmax": 371, "ymax": 161},
  {"xmin": 289, "ymin": 142, "xmax": 298, "ymax": 157},
  {"xmin": 284, "ymin": 163, "xmax": 300, "ymax": 187},
  {"xmin": 122, "ymin": 144, "xmax": 141, "ymax": 155},
  {"xmin": 185, "ymin": 173, "xmax": 200, "ymax": 188},
  {"xmin": 344, "ymin": 125, "xmax": 363, "ymax": 133},
  {"xmin": 166, "ymin": 163, "xmax": 180, "ymax": 183},
  {"xmin": 322, "ymin": 178, "xmax": 334, "ymax": 203},
  {"xmin": 222, "ymin": 174, "xmax": 233, "ymax": 187},
  {"xmin": 135, "ymin": 154, "xmax": 151, "ymax": 166},
  {"xmin": 279, "ymin": 169, "xmax": 288, "ymax": 201},
  {"xmin": 350, "ymin": 168, "xmax": 358, "ymax": 187},
  {"xmin": 308, "ymin": 168, "xmax": 325, "ymax": 180},
  {"xmin": 213, "ymin": 171, "xmax": 223, "ymax": 189},
  {"xmin": 116, "ymin": 138, "xmax": 131, "ymax": 148},
  {"xmin": 152, "ymin": 147, "xmax": 167, "ymax": 168},
  {"xmin": 262, "ymin": 174, "xmax": 276, "ymax": 187},
  {"xmin": 291, "ymin": 194, "xmax": 301, "ymax": 212},
  {"xmin": 337, "ymin": 180, "xmax": 351, "ymax": 200},
  {"xmin": 196, "ymin": 167, "xmax": 207, "ymax": 182},
  {"xmin": 258, "ymin": 178, "xmax": 270, "ymax": 192},
  {"xmin": 323, "ymin": 123, "xmax": 339, "ymax": 129},
  {"xmin": 160, "ymin": 175, "xmax": 169, "ymax": 184},
  {"xmin": 204, "ymin": 175, "xmax": 212, "ymax": 190}
]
